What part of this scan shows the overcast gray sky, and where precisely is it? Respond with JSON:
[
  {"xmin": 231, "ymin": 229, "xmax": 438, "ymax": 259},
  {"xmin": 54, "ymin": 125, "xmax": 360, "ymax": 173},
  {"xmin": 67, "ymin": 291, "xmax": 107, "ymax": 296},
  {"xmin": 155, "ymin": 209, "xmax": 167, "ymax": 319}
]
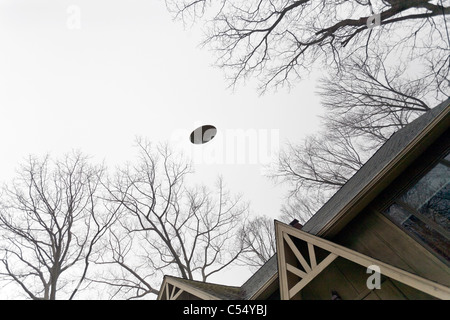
[{"xmin": 0, "ymin": 0, "xmax": 323, "ymax": 287}]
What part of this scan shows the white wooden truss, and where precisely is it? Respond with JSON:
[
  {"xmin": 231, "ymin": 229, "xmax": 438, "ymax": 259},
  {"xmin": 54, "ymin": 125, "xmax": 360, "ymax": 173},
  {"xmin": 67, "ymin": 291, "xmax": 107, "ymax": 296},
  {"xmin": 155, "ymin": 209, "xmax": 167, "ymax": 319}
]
[
  {"xmin": 157, "ymin": 277, "xmax": 220, "ymax": 300},
  {"xmin": 275, "ymin": 221, "xmax": 450, "ymax": 300}
]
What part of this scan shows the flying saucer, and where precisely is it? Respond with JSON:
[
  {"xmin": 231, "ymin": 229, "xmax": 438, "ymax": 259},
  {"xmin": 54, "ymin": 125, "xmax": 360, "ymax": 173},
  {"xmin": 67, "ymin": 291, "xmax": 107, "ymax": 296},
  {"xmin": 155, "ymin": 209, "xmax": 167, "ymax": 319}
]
[{"xmin": 190, "ymin": 125, "xmax": 217, "ymax": 144}]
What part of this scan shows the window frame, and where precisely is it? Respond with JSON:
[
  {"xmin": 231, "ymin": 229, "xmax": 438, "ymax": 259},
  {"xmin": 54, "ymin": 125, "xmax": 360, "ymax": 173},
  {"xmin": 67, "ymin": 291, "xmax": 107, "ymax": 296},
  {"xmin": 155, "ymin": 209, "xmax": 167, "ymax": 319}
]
[{"xmin": 371, "ymin": 131, "xmax": 450, "ymax": 266}]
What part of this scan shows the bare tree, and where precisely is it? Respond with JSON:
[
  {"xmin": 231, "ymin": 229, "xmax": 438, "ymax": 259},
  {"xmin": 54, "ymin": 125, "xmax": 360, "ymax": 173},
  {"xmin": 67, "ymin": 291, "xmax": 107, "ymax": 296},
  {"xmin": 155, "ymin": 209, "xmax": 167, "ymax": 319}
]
[
  {"xmin": 271, "ymin": 49, "xmax": 448, "ymax": 222},
  {"xmin": 165, "ymin": 1, "xmax": 448, "ymax": 221},
  {"xmin": 267, "ymin": 126, "xmax": 367, "ymax": 221},
  {"xmin": 0, "ymin": 152, "xmax": 117, "ymax": 300},
  {"xmin": 96, "ymin": 139, "xmax": 250, "ymax": 299},
  {"xmin": 279, "ymin": 192, "xmax": 328, "ymax": 225},
  {"xmin": 166, "ymin": 0, "xmax": 449, "ymax": 92},
  {"xmin": 272, "ymin": 44, "xmax": 447, "ymax": 221},
  {"xmin": 238, "ymin": 212, "xmax": 318, "ymax": 269},
  {"xmin": 238, "ymin": 215, "xmax": 276, "ymax": 270},
  {"xmin": 162, "ymin": 1, "xmax": 449, "ymax": 264},
  {"xmin": 318, "ymin": 50, "xmax": 447, "ymax": 149}
]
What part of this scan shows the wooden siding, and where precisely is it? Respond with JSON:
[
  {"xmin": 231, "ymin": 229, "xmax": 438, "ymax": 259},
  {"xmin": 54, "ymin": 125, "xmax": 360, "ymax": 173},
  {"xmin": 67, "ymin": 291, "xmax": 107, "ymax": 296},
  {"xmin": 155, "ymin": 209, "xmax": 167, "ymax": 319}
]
[
  {"xmin": 292, "ymin": 207, "xmax": 449, "ymax": 300},
  {"xmin": 300, "ymin": 257, "xmax": 431, "ymax": 300},
  {"xmin": 335, "ymin": 209, "xmax": 450, "ymax": 285},
  {"xmin": 301, "ymin": 208, "xmax": 449, "ymax": 300},
  {"xmin": 276, "ymin": 221, "xmax": 450, "ymax": 300}
]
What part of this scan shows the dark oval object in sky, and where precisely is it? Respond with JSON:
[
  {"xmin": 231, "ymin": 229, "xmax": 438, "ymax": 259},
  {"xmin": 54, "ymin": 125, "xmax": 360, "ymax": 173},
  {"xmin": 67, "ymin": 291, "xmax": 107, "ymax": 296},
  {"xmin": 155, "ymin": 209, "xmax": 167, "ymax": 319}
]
[{"xmin": 190, "ymin": 125, "xmax": 217, "ymax": 144}]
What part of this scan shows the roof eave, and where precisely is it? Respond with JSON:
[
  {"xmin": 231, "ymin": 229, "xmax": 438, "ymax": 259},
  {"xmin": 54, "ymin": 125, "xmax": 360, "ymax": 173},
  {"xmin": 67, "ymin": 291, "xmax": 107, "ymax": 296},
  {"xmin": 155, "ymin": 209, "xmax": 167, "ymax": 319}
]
[{"xmin": 312, "ymin": 100, "xmax": 450, "ymax": 238}]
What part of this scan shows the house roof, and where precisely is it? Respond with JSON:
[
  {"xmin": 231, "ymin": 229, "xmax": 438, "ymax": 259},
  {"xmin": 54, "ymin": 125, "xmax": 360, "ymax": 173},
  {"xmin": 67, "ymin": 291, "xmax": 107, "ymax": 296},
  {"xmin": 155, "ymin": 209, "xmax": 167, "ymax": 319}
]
[
  {"xmin": 161, "ymin": 275, "xmax": 243, "ymax": 300},
  {"xmin": 302, "ymin": 98, "xmax": 450, "ymax": 237},
  {"xmin": 238, "ymin": 98, "xmax": 450, "ymax": 298},
  {"xmin": 158, "ymin": 98, "xmax": 450, "ymax": 300},
  {"xmin": 240, "ymin": 254, "xmax": 278, "ymax": 299}
]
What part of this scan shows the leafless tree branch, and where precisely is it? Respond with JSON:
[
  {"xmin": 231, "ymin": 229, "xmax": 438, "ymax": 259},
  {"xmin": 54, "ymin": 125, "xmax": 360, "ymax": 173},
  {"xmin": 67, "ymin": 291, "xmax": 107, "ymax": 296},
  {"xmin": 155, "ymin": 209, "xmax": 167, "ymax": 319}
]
[
  {"xmin": 96, "ymin": 138, "xmax": 249, "ymax": 299},
  {"xmin": 0, "ymin": 152, "xmax": 116, "ymax": 300}
]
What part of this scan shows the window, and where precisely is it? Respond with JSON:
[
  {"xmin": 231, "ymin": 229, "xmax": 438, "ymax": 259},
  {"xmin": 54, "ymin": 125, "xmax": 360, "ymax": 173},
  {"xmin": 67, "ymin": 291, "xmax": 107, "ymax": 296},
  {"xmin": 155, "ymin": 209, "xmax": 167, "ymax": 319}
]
[{"xmin": 384, "ymin": 153, "xmax": 450, "ymax": 261}]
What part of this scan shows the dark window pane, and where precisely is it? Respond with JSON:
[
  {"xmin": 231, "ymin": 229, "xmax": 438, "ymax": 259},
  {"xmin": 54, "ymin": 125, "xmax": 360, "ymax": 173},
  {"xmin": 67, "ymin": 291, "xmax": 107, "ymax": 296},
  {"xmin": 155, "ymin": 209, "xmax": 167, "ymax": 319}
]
[
  {"xmin": 383, "ymin": 153, "xmax": 450, "ymax": 262},
  {"xmin": 418, "ymin": 183, "xmax": 450, "ymax": 233},
  {"xmin": 403, "ymin": 215, "xmax": 450, "ymax": 261},
  {"xmin": 400, "ymin": 163, "xmax": 449, "ymax": 210},
  {"xmin": 385, "ymin": 203, "xmax": 411, "ymax": 225},
  {"xmin": 385, "ymin": 204, "xmax": 450, "ymax": 261}
]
